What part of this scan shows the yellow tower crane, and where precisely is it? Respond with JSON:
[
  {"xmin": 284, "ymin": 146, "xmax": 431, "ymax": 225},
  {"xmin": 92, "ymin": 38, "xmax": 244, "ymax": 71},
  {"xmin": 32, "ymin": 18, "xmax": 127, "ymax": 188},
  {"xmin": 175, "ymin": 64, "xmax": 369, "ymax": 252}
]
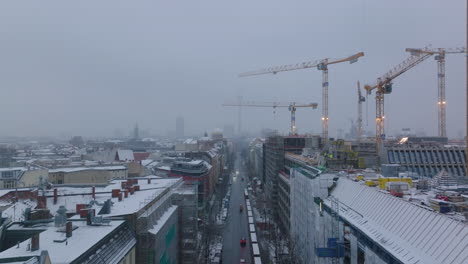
[
  {"xmin": 364, "ymin": 47, "xmax": 433, "ymax": 153},
  {"xmin": 405, "ymin": 47, "xmax": 466, "ymax": 138},
  {"xmin": 239, "ymin": 52, "xmax": 364, "ymax": 143},
  {"xmin": 222, "ymin": 101, "xmax": 318, "ymax": 135},
  {"xmin": 357, "ymin": 81, "xmax": 365, "ymax": 141}
]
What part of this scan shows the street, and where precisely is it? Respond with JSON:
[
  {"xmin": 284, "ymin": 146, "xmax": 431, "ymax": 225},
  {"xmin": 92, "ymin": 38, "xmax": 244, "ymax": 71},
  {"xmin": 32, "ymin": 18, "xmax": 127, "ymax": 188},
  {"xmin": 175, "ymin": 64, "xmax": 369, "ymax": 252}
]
[{"xmin": 222, "ymin": 152, "xmax": 252, "ymax": 263}]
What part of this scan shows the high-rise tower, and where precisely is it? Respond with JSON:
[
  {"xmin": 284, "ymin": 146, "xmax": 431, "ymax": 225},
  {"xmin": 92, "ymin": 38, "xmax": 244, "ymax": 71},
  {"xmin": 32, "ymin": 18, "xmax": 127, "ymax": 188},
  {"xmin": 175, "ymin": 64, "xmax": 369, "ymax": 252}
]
[{"xmin": 176, "ymin": 116, "xmax": 184, "ymax": 138}]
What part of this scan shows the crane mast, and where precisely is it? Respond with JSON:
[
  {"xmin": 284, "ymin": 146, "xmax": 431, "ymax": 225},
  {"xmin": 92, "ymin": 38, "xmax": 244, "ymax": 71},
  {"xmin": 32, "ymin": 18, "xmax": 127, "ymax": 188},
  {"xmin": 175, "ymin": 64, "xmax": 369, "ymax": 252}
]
[
  {"xmin": 405, "ymin": 47, "xmax": 466, "ymax": 137},
  {"xmin": 319, "ymin": 60, "xmax": 329, "ymax": 142},
  {"xmin": 357, "ymin": 81, "xmax": 365, "ymax": 141},
  {"xmin": 365, "ymin": 49, "xmax": 432, "ymax": 151},
  {"xmin": 222, "ymin": 101, "xmax": 318, "ymax": 135},
  {"xmin": 239, "ymin": 52, "xmax": 364, "ymax": 144}
]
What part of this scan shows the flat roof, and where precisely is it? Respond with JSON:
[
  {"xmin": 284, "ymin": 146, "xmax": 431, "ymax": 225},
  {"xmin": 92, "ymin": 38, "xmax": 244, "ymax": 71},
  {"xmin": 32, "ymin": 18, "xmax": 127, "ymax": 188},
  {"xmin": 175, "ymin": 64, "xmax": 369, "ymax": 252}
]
[
  {"xmin": 49, "ymin": 166, "xmax": 127, "ymax": 173},
  {"xmin": 0, "ymin": 167, "xmax": 28, "ymax": 172},
  {"xmin": 45, "ymin": 178, "xmax": 182, "ymax": 216}
]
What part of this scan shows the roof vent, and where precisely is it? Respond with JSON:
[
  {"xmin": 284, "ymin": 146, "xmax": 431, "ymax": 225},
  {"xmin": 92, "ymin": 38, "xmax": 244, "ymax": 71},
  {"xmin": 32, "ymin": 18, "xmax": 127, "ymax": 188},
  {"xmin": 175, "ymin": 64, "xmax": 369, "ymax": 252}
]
[{"xmin": 54, "ymin": 206, "xmax": 67, "ymax": 227}]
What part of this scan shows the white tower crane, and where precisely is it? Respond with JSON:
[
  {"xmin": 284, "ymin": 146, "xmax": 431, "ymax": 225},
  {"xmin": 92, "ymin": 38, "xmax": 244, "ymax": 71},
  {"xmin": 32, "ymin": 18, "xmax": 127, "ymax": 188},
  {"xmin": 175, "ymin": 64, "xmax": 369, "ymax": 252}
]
[
  {"xmin": 222, "ymin": 101, "xmax": 318, "ymax": 135},
  {"xmin": 406, "ymin": 47, "xmax": 466, "ymax": 137},
  {"xmin": 239, "ymin": 52, "xmax": 364, "ymax": 143}
]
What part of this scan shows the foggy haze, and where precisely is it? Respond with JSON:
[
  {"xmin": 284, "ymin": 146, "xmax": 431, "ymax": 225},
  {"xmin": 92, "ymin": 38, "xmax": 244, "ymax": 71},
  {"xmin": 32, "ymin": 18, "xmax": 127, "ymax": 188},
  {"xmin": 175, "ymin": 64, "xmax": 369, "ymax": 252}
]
[{"xmin": 0, "ymin": 1, "xmax": 465, "ymax": 138}]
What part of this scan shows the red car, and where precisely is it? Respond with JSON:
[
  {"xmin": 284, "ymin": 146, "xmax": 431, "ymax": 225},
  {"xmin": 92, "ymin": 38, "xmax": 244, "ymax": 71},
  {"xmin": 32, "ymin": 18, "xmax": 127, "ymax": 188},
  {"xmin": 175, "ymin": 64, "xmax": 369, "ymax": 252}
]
[{"xmin": 240, "ymin": 238, "xmax": 247, "ymax": 247}]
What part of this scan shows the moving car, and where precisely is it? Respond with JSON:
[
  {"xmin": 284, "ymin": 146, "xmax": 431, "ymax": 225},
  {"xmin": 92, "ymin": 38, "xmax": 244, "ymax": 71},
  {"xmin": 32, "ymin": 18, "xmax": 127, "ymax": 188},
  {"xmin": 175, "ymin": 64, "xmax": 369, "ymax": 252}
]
[{"xmin": 240, "ymin": 237, "xmax": 247, "ymax": 247}]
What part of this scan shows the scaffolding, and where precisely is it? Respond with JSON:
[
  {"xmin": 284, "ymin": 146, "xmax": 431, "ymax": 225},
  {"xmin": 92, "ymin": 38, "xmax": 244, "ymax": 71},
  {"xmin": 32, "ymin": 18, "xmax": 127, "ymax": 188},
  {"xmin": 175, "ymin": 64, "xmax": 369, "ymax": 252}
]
[
  {"xmin": 315, "ymin": 195, "xmax": 344, "ymax": 262},
  {"xmin": 173, "ymin": 185, "xmax": 199, "ymax": 264}
]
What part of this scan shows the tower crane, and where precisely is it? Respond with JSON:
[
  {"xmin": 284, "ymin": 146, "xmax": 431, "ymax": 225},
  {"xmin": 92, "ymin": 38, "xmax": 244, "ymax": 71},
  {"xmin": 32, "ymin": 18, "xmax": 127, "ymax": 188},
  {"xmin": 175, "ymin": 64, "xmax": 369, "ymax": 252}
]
[
  {"xmin": 405, "ymin": 47, "xmax": 466, "ymax": 137},
  {"xmin": 222, "ymin": 101, "xmax": 318, "ymax": 135},
  {"xmin": 364, "ymin": 47, "xmax": 433, "ymax": 152},
  {"xmin": 357, "ymin": 81, "xmax": 365, "ymax": 141},
  {"xmin": 239, "ymin": 52, "xmax": 364, "ymax": 143}
]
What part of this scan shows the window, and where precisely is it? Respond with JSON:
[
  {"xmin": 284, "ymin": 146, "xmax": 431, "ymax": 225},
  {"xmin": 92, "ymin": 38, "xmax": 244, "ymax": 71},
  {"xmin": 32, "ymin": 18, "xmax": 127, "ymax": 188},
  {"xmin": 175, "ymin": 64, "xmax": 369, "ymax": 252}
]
[
  {"xmin": 2, "ymin": 171, "xmax": 14, "ymax": 178},
  {"xmin": 4, "ymin": 180, "xmax": 15, "ymax": 188}
]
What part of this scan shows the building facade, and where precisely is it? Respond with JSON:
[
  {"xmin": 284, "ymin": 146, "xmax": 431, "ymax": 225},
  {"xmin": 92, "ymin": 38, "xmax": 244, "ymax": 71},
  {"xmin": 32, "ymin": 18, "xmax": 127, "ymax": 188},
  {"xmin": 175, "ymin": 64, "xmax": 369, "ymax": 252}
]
[
  {"xmin": 169, "ymin": 160, "xmax": 211, "ymax": 209},
  {"xmin": 384, "ymin": 144, "xmax": 466, "ymax": 178},
  {"xmin": 48, "ymin": 166, "xmax": 127, "ymax": 185},
  {"xmin": 0, "ymin": 167, "xmax": 48, "ymax": 188},
  {"xmin": 263, "ymin": 135, "xmax": 309, "ymax": 220}
]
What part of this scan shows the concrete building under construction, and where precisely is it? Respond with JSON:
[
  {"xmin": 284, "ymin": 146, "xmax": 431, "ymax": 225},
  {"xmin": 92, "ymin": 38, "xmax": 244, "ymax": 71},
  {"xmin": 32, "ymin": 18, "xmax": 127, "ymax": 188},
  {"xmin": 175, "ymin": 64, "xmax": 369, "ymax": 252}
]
[
  {"xmin": 263, "ymin": 135, "xmax": 320, "ymax": 231},
  {"xmin": 382, "ymin": 138, "xmax": 466, "ymax": 178}
]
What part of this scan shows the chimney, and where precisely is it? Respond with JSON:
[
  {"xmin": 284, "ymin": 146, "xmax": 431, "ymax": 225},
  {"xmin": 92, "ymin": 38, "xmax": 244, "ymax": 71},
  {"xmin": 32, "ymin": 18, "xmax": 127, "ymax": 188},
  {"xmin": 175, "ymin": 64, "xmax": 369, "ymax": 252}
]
[
  {"xmin": 134, "ymin": 185, "xmax": 140, "ymax": 191},
  {"xmin": 111, "ymin": 189, "xmax": 120, "ymax": 198},
  {"xmin": 147, "ymin": 178, "xmax": 151, "ymax": 184},
  {"xmin": 66, "ymin": 222, "xmax": 73, "ymax": 238},
  {"xmin": 76, "ymin": 204, "xmax": 86, "ymax": 218},
  {"xmin": 124, "ymin": 190, "xmax": 128, "ymax": 198},
  {"xmin": 86, "ymin": 209, "xmax": 95, "ymax": 225},
  {"xmin": 31, "ymin": 233, "xmax": 40, "ymax": 251},
  {"xmin": 53, "ymin": 189, "xmax": 58, "ymax": 204},
  {"xmin": 92, "ymin": 186, "xmax": 95, "ymax": 199},
  {"xmin": 37, "ymin": 196, "xmax": 47, "ymax": 209},
  {"xmin": 121, "ymin": 181, "xmax": 127, "ymax": 189},
  {"xmin": 118, "ymin": 192, "xmax": 122, "ymax": 201}
]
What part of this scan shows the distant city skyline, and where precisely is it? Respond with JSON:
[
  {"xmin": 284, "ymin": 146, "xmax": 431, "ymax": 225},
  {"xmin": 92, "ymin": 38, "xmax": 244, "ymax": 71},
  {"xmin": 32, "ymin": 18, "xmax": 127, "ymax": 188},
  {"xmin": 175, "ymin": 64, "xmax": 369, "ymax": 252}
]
[{"xmin": 0, "ymin": 1, "xmax": 465, "ymax": 139}]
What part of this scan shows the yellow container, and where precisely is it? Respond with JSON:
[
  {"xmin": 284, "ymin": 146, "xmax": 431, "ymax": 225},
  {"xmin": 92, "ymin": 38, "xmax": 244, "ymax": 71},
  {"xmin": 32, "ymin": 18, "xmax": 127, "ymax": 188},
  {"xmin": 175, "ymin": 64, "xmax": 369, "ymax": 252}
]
[
  {"xmin": 357, "ymin": 175, "xmax": 364, "ymax": 181},
  {"xmin": 378, "ymin": 177, "xmax": 413, "ymax": 189},
  {"xmin": 365, "ymin": 180, "xmax": 376, "ymax": 187}
]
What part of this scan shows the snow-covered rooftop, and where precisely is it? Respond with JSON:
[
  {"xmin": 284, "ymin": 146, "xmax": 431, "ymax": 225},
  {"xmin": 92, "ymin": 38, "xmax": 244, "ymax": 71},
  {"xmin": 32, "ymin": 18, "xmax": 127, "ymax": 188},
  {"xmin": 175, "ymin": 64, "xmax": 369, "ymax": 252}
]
[
  {"xmin": 141, "ymin": 159, "xmax": 158, "ymax": 167},
  {"xmin": 116, "ymin": 150, "xmax": 134, "ymax": 161},
  {"xmin": 0, "ymin": 167, "xmax": 28, "ymax": 172},
  {"xmin": 156, "ymin": 165, "xmax": 171, "ymax": 171},
  {"xmin": 44, "ymin": 177, "xmax": 182, "ymax": 217},
  {"xmin": 2, "ymin": 200, "xmax": 37, "ymax": 222},
  {"xmin": 183, "ymin": 138, "xmax": 198, "ymax": 144},
  {"xmin": 328, "ymin": 178, "xmax": 468, "ymax": 264},
  {"xmin": 49, "ymin": 165, "xmax": 127, "ymax": 173},
  {"xmin": 0, "ymin": 220, "xmax": 127, "ymax": 263}
]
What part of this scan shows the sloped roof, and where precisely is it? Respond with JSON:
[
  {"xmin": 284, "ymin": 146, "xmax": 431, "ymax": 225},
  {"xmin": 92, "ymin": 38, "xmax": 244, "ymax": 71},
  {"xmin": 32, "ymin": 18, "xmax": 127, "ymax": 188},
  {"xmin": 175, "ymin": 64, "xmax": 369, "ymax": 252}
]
[
  {"xmin": 183, "ymin": 138, "xmax": 198, "ymax": 144},
  {"xmin": 133, "ymin": 152, "xmax": 150, "ymax": 162},
  {"xmin": 116, "ymin": 150, "xmax": 134, "ymax": 161},
  {"xmin": 0, "ymin": 220, "xmax": 132, "ymax": 264},
  {"xmin": 328, "ymin": 178, "xmax": 468, "ymax": 264}
]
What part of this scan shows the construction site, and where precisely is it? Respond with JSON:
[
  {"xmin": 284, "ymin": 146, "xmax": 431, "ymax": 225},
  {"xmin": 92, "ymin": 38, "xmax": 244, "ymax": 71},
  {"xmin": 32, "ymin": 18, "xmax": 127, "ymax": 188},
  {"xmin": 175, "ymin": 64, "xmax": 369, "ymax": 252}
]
[
  {"xmin": 0, "ymin": 2, "xmax": 467, "ymax": 264},
  {"xmin": 240, "ymin": 45, "xmax": 468, "ymax": 264}
]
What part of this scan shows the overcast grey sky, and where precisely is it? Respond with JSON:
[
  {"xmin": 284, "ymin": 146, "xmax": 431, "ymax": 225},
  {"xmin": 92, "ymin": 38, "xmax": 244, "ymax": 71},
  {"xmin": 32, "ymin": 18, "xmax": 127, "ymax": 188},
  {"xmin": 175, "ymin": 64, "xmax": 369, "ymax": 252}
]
[{"xmin": 0, "ymin": 1, "xmax": 465, "ymax": 138}]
